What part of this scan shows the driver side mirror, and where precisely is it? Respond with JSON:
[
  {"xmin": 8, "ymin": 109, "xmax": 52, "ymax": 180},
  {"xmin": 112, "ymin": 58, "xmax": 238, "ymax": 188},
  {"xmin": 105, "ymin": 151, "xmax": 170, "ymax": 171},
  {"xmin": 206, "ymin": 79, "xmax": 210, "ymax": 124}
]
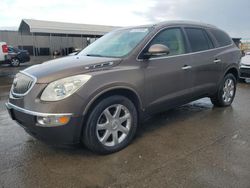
[{"xmin": 144, "ymin": 44, "xmax": 170, "ymax": 59}]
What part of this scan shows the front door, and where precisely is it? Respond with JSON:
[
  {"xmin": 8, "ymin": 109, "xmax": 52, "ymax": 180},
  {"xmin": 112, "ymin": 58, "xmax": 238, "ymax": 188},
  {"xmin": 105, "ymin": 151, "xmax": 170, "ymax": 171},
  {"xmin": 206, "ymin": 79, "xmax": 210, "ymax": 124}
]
[{"xmin": 142, "ymin": 28, "xmax": 193, "ymax": 113}]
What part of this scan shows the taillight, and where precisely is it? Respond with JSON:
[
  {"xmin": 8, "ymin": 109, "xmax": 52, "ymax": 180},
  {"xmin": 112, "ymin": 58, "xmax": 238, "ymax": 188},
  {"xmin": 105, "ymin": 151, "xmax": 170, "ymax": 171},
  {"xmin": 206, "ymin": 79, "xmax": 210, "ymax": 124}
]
[{"xmin": 2, "ymin": 44, "xmax": 8, "ymax": 53}]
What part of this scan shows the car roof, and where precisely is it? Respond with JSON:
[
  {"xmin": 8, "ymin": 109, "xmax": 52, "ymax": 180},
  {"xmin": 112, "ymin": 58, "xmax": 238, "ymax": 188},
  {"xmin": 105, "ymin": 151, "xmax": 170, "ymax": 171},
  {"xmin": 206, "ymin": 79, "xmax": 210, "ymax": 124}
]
[
  {"xmin": 156, "ymin": 20, "xmax": 217, "ymax": 29},
  {"xmin": 118, "ymin": 20, "xmax": 218, "ymax": 31}
]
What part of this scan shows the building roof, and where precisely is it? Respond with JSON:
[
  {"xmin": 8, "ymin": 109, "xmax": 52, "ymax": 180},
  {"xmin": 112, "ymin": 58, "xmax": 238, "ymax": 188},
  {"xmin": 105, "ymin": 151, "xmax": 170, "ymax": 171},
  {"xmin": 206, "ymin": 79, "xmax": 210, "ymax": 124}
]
[{"xmin": 18, "ymin": 19, "xmax": 119, "ymax": 36}]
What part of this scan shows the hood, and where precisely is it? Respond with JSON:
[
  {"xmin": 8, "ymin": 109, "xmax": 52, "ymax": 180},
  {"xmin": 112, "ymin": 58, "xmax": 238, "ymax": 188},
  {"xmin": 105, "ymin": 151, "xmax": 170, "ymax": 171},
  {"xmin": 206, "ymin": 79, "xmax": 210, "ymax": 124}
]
[
  {"xmin": 24, "ymin": 55, "xmax": 121, "ymax": 83},
  {"xmin": 241, "ymin": 55, "xmax": 250, "ymax": 66}
]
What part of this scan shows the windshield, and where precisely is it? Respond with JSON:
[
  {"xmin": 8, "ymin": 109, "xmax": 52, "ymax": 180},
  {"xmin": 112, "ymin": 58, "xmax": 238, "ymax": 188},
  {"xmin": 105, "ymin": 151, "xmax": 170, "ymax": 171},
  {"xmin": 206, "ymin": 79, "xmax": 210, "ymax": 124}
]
[{"xmin": 79, "ymin": 27, "xmax": 151, "ymax": 58}]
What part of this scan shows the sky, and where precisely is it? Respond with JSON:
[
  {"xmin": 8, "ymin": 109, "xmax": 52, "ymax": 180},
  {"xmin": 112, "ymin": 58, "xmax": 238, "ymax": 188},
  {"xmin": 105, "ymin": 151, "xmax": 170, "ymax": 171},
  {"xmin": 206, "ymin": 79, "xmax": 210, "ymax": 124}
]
[{"xmin": 0, "ymin": 0, "xmax": 249, "ymax": 38}]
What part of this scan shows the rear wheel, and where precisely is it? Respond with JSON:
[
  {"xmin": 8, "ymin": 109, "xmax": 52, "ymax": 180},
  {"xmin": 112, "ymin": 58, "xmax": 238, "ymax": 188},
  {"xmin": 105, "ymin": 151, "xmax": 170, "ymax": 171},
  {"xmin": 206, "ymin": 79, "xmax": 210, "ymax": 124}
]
[
  {"xmin": 210, "ymin": 73, "xmax": 236, "ymax": 107},
  {"xmin": 82, "ymin": 95, "xmax": 138, "ymax": 154},
  {"xmin": 10, "ymin": 58, "xmax": 20, "ymax": 67}
]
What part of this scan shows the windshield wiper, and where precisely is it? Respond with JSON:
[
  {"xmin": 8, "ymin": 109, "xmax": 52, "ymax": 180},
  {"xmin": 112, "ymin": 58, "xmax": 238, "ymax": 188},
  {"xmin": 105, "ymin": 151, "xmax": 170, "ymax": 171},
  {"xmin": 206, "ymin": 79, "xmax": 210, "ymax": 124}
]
[{"xmin": 86, "ymin": 54, "xmax": 104, "ymax": 57}]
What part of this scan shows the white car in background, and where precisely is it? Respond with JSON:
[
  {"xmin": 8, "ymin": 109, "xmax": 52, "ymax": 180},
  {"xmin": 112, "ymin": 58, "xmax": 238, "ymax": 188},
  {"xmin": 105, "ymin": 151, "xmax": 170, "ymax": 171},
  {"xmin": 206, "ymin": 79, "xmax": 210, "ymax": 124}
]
[
  {"xmin": 240, "ymin": 51, "xmax": 250, "ymax": 82},
  {"xmin": 0, "ymin": 42, "xmax": 10, "ymax": 63}
]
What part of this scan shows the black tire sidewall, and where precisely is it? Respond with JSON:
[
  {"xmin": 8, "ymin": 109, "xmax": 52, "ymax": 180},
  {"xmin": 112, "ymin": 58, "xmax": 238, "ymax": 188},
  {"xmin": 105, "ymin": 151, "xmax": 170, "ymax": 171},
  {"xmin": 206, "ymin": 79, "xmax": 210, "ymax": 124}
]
[{"xmin": 83, "ymin": 95, "xmax": 138, "ymax": 154}]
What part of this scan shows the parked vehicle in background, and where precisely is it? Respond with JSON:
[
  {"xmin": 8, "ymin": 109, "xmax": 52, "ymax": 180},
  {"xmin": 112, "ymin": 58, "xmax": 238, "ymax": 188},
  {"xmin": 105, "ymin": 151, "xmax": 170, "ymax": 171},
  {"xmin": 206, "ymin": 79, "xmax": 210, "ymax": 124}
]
[
  {"xmin": 239, "ymin": 51, "xmax": 250, "ymax": 82},
  {"xmin": 0, "ymin": 42, "xmax": 10, "ymax": 63},
  {"xmin": 6, "ymin": 21, "xmax": 241, "ymax": 154},
  {"xmin": 8, "ymin": 46, "xmax": 30, "ymax": 66}
]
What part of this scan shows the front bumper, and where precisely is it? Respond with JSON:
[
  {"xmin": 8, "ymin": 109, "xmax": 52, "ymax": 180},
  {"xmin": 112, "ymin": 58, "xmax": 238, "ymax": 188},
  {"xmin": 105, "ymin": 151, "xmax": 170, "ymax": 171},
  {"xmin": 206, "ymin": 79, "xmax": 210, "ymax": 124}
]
[
  {"xmin": 6, "ymin": 102, "xmax": 84, "ymax": 145},
  {"xmin": 240, "ymin": 65, "xmax": 250, "ymax": 79}
]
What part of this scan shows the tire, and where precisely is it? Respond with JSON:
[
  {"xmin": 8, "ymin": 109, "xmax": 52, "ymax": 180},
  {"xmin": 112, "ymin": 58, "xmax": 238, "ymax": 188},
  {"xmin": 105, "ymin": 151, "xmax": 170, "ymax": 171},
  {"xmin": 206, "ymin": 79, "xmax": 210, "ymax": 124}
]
[
  {"xmin": 210, "ymin": 73, "xmax": 237, "ymax": 107},
  {"xmin": 82, "ymin": 95, "xmax": 138, "ymax": 154},
  {"xmin": 10, "ymin": 58, "xmax": 20, "ymax": 67}
]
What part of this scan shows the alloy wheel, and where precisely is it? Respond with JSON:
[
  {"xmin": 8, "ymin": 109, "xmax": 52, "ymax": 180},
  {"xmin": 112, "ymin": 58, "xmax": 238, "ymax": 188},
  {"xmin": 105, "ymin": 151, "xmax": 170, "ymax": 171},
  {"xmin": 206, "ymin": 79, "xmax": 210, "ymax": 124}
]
[
  {"xmin": 96, "ymin": 104, "xmax": 132, "ymax": 147},
  {"xmin": 11, "ymin": 58, "xmax": 20, "ymax": 66},
  {"xmin": 222, "ymin": 78, "xmax": 235, "ymax": 103}
]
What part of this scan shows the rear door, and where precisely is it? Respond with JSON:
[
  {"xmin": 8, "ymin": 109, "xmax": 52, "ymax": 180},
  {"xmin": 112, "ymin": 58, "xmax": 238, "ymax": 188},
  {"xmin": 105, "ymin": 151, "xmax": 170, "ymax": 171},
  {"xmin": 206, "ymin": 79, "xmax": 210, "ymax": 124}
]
[
  {"xmin": 142, "ymin": 27, "xmax": 193, "ymax": 113},
  {"xmin": 184, "ymin": 27, "xmax": 222, "ymax": 96}
]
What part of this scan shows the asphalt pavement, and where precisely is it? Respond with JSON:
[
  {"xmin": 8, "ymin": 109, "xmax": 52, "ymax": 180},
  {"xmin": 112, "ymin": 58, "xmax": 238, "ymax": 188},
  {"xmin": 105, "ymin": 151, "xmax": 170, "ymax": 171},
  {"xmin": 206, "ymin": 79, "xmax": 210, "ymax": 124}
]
[{"xmin": 0, "ymin": 59, "xmax": 250, "ymax": 187}]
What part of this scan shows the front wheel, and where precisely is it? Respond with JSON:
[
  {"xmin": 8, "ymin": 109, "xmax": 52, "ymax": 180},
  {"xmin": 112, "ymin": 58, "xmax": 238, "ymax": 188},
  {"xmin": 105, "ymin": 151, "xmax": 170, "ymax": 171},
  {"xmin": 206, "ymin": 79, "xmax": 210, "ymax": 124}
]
[
  {"xmin": 210, "ymin": 73, "xmax": 237, "ymax": 107},
  {"xmin": 82, "ymin": 95, "xmax": 138, "ymax": 154},
  {"xmin": 10, "ymin": 58, "xmax": 20, "ymax": 67}
]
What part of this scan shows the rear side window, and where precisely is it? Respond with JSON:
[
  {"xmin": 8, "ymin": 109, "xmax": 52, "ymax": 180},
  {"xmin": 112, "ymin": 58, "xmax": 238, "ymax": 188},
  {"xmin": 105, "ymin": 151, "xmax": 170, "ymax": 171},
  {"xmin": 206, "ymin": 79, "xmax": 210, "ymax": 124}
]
[
  {"xmin": 210, "ymin": 29, "xmax": 232, "ymax": 47},
  {"xmin": 149, "ymin": 28, "xmax": 186, "ymax": 56},
  {"xmin": 185, "ymin": 28, "xmax": 213, "ymax": 52}
]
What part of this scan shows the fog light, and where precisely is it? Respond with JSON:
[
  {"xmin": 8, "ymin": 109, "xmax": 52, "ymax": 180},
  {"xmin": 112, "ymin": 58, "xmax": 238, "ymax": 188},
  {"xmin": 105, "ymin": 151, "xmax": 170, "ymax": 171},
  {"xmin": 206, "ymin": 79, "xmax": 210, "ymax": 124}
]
[{"xmin": 37, "ymin": 115, "xmax": 70, "ymax": 127}]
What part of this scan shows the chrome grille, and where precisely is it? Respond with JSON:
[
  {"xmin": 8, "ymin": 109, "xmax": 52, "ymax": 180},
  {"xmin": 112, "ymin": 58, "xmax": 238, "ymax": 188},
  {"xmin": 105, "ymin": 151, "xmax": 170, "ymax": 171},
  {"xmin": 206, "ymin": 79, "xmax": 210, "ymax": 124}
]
[{"xmin": 11, "ymin": 72, "xmax": 35, "ymax": 97}]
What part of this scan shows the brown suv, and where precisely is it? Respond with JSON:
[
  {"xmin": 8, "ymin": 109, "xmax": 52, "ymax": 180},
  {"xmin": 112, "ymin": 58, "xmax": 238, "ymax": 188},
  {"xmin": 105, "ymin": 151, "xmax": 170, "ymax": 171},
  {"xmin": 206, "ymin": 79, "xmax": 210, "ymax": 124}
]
[{"xmin": 6, "ymin": 21, "xmax": 241, "ymax": 154}]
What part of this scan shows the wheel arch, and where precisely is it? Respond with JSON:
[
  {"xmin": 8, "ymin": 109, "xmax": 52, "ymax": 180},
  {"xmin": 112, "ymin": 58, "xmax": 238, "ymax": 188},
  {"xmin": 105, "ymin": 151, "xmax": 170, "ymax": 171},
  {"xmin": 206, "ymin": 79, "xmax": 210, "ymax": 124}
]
[
  {"xmin": 82, "ymin": 86, "xmax": 144, "ymax": 119},
  {"xmin": 224, "ymin": 66, "xmax": 239, "ymax": 80},
  {"xmin": 12, "ymin": 57, "xmax": 20, "ymax": 61}
]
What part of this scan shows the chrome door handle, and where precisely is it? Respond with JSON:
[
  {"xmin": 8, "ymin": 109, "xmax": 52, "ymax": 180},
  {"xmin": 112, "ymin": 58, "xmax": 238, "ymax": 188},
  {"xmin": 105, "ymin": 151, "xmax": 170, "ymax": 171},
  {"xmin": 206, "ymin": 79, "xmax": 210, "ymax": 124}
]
[
  {"xmin": 182, "ymin": 65, "xmax": 192, "ymax": 70},
  {"xmin": 214, "ymin": 59, "xmax": 221, "ymax": 63}
]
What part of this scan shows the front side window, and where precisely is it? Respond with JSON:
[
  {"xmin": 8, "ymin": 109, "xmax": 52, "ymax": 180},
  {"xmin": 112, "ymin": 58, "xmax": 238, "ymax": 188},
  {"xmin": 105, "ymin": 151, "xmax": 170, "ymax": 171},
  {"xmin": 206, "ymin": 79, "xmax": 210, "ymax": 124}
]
[
  {"xmin": 210, "ymin": 29, "xmax": 232, "ymax": 47},
  {"xmin": 79, "ymin": 27, "xmax": 151, "ymax": 58},
  {"xmin": 185, "ymin": 28, "xmax": 213, "ymax": 52},
  {"xmin": 148, "ymin": 28, "xmax": 186, "ymax": 56}
]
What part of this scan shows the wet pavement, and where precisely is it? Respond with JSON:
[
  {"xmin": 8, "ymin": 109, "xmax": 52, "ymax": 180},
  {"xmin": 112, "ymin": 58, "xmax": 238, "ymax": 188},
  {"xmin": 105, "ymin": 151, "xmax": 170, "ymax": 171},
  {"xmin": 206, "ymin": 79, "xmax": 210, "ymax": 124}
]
[{"xmin": 0, "ymin": 78, "xmax": 250, "ymax": 187}]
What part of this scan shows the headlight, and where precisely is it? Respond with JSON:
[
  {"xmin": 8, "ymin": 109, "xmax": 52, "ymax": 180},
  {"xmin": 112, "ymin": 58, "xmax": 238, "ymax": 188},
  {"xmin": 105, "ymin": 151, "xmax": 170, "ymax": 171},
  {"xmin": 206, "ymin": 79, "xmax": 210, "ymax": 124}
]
[{"xmin": 41, "ymin": 75, "xmax": 91, "ymax": 101}]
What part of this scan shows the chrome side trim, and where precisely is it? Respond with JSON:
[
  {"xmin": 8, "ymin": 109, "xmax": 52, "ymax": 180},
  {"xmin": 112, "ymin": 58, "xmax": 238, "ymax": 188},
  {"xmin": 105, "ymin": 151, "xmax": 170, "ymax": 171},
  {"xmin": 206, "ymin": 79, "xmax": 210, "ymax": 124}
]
[
  {"xmin": 6, "ymin": 102, "xmax": 73, "ymax": 117},
  {"xmin": 11, "ymin": 71, "xmax": 37, "ymax": 97},
  {"xmin": 138, "ymin": 43, "xmax": 234, "ymax": 61}
]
